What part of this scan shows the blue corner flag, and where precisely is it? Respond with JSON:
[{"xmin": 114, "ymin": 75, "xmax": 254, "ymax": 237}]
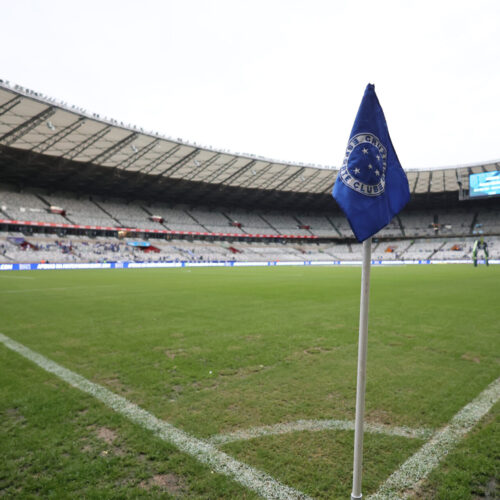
[{"xmin": 332, "ymin": 84, "xmax": 410, "ymax": 242}]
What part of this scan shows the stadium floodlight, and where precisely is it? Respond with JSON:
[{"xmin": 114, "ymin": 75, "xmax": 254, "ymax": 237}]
[
  {"xmin": 131, "ymin": 145, "xmax": 138, "ymax": 153},
  {"xmin": 46, "ymin": 120, "xmax": 55, "ymax": 131}
]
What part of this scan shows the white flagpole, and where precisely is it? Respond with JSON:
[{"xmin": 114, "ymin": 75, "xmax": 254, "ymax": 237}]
[{"xmin": 351, "ymin": 237, "xmax": 372, "ymax": 500}]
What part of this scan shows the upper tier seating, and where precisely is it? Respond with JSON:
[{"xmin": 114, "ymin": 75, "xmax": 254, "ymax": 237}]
[
  {"xmin": 1, "ymin": 190, "xmax": 67, "ymax": 224},
  {"xmin": 399, "ymin": 211, "xmax": 437, "ymax": 237},
  {"xmin": 294, "ymin": 214, "xmax": 338, "ymax": 237},
  {"xmin": 41, "ymin": 193, "xmax": 116, "ymax": 227},
  {"xmin": 93, "ymin": 200, "xmax": 165, "ymax": 230}
]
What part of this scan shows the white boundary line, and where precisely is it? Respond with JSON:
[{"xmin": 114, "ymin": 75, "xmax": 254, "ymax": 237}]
[
  {"xmin": 0, "ymin": 333, "xmax": 312, "ymax": 500},
  {"xmin": 209, "ymin": 419, "xmax": 434, "ymax": 445},
  {"xmin": 2, "ymin": 332, "xmax": 498, "ymax": 499},
  {"xmin": 369, "ymin": 376, "xmax": 500, "ymax": 499},
  {"xmin": 0, "ymin": 275, "xmax": 35, "ymax": 279}
]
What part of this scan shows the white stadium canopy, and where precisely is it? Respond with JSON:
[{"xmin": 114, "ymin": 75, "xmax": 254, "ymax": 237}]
[{"xmin": 1, "ymin": 80, "xmax": 499, "ymax": 207}]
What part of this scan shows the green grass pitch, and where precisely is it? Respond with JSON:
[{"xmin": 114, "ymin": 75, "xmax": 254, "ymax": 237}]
[{"xmin": 0, "ymin": 265, "xmax": 498, "ymax": 498}]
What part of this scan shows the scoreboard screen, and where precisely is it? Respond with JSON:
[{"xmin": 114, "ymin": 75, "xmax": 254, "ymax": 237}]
[{"xmin": 469, "ymin": 171, "xmax": 500, "ymax": 198}]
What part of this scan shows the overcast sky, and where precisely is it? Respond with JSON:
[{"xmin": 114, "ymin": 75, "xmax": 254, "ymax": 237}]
[{"xmin": 1, "ymin": 0, "xmax": 499, "ymax": 169}]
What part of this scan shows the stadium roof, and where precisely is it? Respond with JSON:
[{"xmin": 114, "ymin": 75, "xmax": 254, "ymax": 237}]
[{"xmin": 1, "ymin": 81, "xmax": 499, "ymax": 210}]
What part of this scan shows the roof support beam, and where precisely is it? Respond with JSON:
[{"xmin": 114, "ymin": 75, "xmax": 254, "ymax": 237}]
[
  {"xmin": 157, "ymin": 148, "xmax": 200, "ymax": 177},
  {"xmin": 139, "ymin": 144, "xmax": 181, "ymax": 174},
  {"xmin": 411, "ymin": 172, "xmax": 419, "ymax": 193},
  {"xmin": 0, "ymin": 96, "xmax": 22, "ymax": 117},
  {"xmin": 119, "ymin": 139, "xmax": 160, "ymax": 171},
  {"xmin": 212, "ymin": 162, "xmax": 276, "ymax": 205},
  {"xmin": 249, "ymin": 162, "xmax": 277, "ymax": 186},
  {"xmin": 183, "ymin": 153, "xmax": 221, "ymax": 181},
  {"xmin": 221, "ymin": 161, "xmax": 272, "ymax": 186},
  {"xmin": 161, "ymin": 153, "xmax": 223, "ymax": 197},
  {"xmin": 272, "ymin": 167, "xmax": 306, "ymax": 191},
  {"xmin": 133, "ymin": 147, "xmax": 201, "ymax": 196},
  {"xmin": 309, "ymin": 171, "xmax": 334, "ymax": 194},
  {"xmin": 293, "ymin": 168, "xmax": 323, "ymax": 191},
  {"xmin": 65, "ymin": 126, "xmax": 111, "ymax": 160},
  {"xmin": 438, "ymin": 170, "xmax": 445, "ymax": 191},
  {"xmin": 454, "ymin": 169, "xmax": 461, "ymax": 192},
  {"xmin": 257, "ymin": 165, "xmax": 291, "ymax": 190},
  {"xmin": 240, "ymin": 166, "xmax": 292, "ymax": 206},
  {"xmin": 211, "ymin": 159, "xmax": 252, "ymax": 184},
  {"xmin": 281, "ymin": 171, "xmax": 331, "ymax": 208},
  {"xmin": 316, "ymin": 181, "xmax": 334, "ymax": 195},
  {"xmin": 0, "ymin": 107, "xmax": 55, "ymax": 146},
  {"xmin": 427, "ymin": 171, "xmax": 433, "ymax": 195},
  {"xmin": 198, "ymin": 157, "xmax": 238, "ymax": 183},
  {"xmin": 89, "ymin": 132, "xmax": 138, "ymax": 164},
  {"xmin": 33, "ymin": 117, "xmax": 86, "ymax": 154},
  {"xmin": 187, "ymin": 158, "xmax": 246, "ymax": 204}
]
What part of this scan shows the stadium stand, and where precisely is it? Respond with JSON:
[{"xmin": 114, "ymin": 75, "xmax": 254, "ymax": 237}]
[
  {"xmin": 39, "ymin": 192, "xmax": 116, "ymax": 227},
  {"xmin": 432, "ymin": 237, "xmax": 474, "ymax": 261},
  {"xmin": 143, "ymin": 204, "xmax": 206, "ymax": 233},
  {"xmin": 222, "ymin": 209, "xmax": 277, "ymax": 235},
  {"xmin": 398, "ymin": 211, "xmax": 436, "ymax": 237},
  {"xmin": 1, "ymin": 189, "xmax": 67, "ymax": 224},
  {"xmin": 437, "ymin": 209, "xmax": 475, "ymax": 236},
  {"xmin": 294, "ymin": 214, "xmax": 338, "ymax": 237},
  {"xmin": 92, "ymin": 199, "xmax": 165, "ymax": 230},
  {"xmin": 0, "ymin": 80, "xmax": 499, "ymax": 267},
  {"xmin": 400, "ymin": 239, "xmax": 441, "ymax": 261},
  {"xmin": 1, "ymin": 184, "xmax": 499, "ymax": 243},
  {"xmin": 325, "ymin": 215, "xmax": 351, "ymax": 237},
  {"xmin": 372, "ymin": 240, "xmax": 413, "ymax": 261},
  {"xmin": 260, "ymin": 212, "xmax": 310, "ymax": 236},
  {"xmin": 1, "ymin": 229, "xmax": 499, "ymax": 264},
  {"xmin": 474, "ymin": 208, "xmax": 500, "ymax": 234},
  {"xmin": 187, "ymin": 207, "xmax": 242, "ymax": 234}
]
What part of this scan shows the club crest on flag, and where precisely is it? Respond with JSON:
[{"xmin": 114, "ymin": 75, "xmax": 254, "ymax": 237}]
[
  {"xmin": 338, "ymin": 133, "xmax": 387, "ymax": 197},
  {"xmin": 332, "ymin": 84, "xmax": 410, "ymax": 242}
]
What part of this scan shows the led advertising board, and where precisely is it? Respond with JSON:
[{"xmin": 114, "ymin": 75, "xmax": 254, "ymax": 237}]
[{"xmin": 469, "ymin": 171, "xmax": 500, "ymax": 198}]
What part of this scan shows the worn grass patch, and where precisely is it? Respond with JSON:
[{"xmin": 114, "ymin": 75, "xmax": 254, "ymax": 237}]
[{"xmin": 0, "ymin": 349, "xmax": 258, "ymax": 499}]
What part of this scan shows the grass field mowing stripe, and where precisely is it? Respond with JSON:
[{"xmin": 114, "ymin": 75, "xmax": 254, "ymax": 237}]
[
  {"xmin": 0, "ymin": 333, "xmax": 312, "ymax": 500},
  {"xmin": 0, "ymin": 275, "xmax": 35, "ymax": 279},
  {"xmin": 369, "ymin": 375, "xmax": 500, "ymax": 499},
  {"xmin": 209, "ymin": 420, "xmax": 434, "ymax": 445}
]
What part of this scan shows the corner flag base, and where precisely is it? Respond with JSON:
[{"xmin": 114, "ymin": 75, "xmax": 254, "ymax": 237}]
[{"xmin": 351, "ymin": 494, "xmax": 363, "ymax": 499}]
